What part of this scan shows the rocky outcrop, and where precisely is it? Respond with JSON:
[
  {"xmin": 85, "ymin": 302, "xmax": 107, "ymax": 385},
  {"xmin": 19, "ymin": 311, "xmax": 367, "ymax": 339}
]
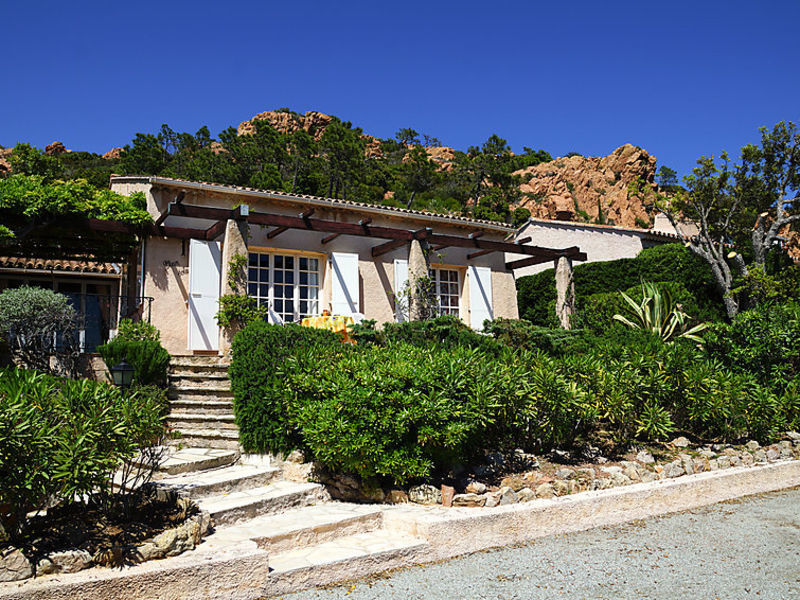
[
  {"xmin": 237, "ymin": 110, "xmax": 335, "ymax": 140},
  {"xmin": 102, "ymin": 147, "xmax": 123, "ymax": 160},
  {"xmin": 45, "ymin": 141, "xmax": 68, "ymax": 155},
  {"xmin": 0, "ymin": 147, "xmax": 12, "ymax": 177},
  {"xmin": 515, "ymin": 144, "xmax": 658, "ymax": 228}
]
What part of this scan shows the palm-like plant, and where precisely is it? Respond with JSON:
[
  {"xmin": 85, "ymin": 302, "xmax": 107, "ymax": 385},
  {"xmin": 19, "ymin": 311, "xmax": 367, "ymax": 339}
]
[{"xmin": 613, "ymin": 282, "xmax": 708, "ymax": 344}]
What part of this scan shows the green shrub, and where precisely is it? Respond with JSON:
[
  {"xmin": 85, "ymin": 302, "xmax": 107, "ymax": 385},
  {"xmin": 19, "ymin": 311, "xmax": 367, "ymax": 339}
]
[
  {"xmin": 229, "ymin": 321, "xmax": 341, "ymax": 455},
  {"xmin": 288, "ymin": 344, "xmax": 502, "ymax": 484},
  {"xmin": 381, "ymin": 315, "xmax": 504, "ymax": 355},
  {"xmin": 483, "ymin": 318, "xmax": 589, "ymax": 355},
  {"xmin": 0, "ymin": 286, "xmax": 78, "ymax": 375},
  {"xmin": 116, "ymin": 318, "xmax": 160, "ymax": 342},
  {"xmin": 704, "ymin": 301, "xmax": 800, "ymax": 392},
  {"xmin": 516, "ymin": 243, "xmax": 724, "ymax": 326},
  {"xmin": 216, "ymin": 294, "xmax": 268, "ymax": 330},
  {"xmin": 0, "ymin": 368, "xmax": 166, "ymax": 542},
  {"xmin": 97, "ymin": 338, "xmax": 170, "ymax": 387}
]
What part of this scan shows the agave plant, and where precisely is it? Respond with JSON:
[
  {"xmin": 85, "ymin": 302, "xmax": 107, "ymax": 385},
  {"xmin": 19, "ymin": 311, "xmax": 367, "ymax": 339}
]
[{"xmin": 613, "ymin": 282, "xmax": 708, "ymax": 344}]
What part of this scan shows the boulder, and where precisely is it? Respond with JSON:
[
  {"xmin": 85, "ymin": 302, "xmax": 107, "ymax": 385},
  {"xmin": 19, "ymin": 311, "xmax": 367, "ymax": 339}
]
[
  {"xmin": 452, "ymin": 493, "xmax": 486, "ymax": 507},
  {"xmin": 465, "ymin": 481, "xmax": 487, "ymax": 495},
  {"xmin": 386, "ymin": 490, "xmax": 409, "ymax": 504},
  {"xmin": 535, "ymin": 482, "xmax": 555, "ymax": 498},
  {"xmin": 636, "ymin": 450, "xmax": 655, "ymax": 464},
  {"xmin": 0, "ymin": 548, "xmax": 32, "ymax": 582},
  {"xmin": 746, "ymin": 440, "xmax": 761, "ymax": 451},
  {"xmin": 497, "ymin": 487, "xmax": 518, "ymax": 506},
  {"xmin": 500, "ymin": 476, "xmax": 527, "ymax": 491},
  {"xmin": 517, "ymin": 488, "xmax": 536, "ymax": 502},
  {"xmin": 409, "ymin": 484, "xmax": 442, "ymax": 505},
  {"xmin": 671, "ymin": 437, "xmax": 691, "ymax": 448},
  {"xmin": 44, "ymin": 549, "xmax": 92, "ymax": 573}
]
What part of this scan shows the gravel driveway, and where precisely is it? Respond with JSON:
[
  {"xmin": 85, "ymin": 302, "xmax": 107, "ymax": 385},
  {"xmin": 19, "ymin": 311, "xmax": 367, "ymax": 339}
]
[{"xmin": 279, "ymin": 487, "xmax": 800, "ymax": 600}]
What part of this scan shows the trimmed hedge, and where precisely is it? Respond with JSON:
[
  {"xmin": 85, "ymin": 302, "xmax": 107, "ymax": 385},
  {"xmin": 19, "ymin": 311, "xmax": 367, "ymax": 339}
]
[
  {"xmin": 229, "ymin": 321, "xmax": 340, "ymax": 455},
  {"xmin": 516, "ymin": 243, "xmax": 724, "ymax": 326}
]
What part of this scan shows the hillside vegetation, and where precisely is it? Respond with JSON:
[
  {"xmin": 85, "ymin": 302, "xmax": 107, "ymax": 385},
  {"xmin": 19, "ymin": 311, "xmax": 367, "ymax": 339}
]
[{"xmin": 0, "ymin": 109, "xmax": 661, "ymax": 227}]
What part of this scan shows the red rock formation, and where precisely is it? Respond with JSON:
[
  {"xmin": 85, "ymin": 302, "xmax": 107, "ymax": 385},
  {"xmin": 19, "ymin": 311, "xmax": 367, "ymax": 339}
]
[
  {"xmin": 515, "ymin": 144, "xmax": 657, "ymax": 228},
  {"xmin": 0, "ymin": 147, "xmax": 12, "ymax": 176},
  {"xmin": 45, "ymin": 141, "xmax": 68, "ymax": 155},
  {"xmin": 102, "ymin": 147, "xmax": 123, "ymax": 160}
]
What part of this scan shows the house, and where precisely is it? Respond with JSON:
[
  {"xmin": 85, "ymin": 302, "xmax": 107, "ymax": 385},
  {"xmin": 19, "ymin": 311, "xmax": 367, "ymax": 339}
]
[
  {"xmin": 108, "ymin": 177, "xmax": 586, "ymax": 356},
  {"xmin": 506, "ymin": 214, "xmax": 692, "ymax": 278}
]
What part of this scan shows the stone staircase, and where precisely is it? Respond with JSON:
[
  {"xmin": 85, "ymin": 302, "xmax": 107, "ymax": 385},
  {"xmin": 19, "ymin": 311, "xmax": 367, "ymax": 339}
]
[
  {"xmin": 167, "ymin": 356, "xmax": 239, "ymax": 450},
  {"xmin": 161, "ymin": 357, "xmax": 428, "ymax": 592},
  {"xmin": 149, "ymin": 447, "xmax": 428, "ymax": 592}
]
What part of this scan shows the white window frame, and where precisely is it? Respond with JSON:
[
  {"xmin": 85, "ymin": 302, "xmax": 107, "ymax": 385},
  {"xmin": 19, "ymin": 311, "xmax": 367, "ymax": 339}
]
[
  {"xmin": 247, "ymin": 251, "xmax": 321, "ymax": 323},
  {"xmin": 430, "ymin": 267, "xmax": 461, "ymax": 317}
]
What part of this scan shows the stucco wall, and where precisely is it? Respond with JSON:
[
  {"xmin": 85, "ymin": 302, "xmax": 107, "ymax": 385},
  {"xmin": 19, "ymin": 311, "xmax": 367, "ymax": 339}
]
[{"xmin": 507, "ymin": 221, "xmax": 648, "ymax": 278}]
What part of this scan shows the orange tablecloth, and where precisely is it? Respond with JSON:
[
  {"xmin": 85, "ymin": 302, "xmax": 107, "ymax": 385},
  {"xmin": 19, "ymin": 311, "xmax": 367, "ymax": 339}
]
[{"xmin": 300, "ymin": 315, "xmax": 355, "ymax": 343}]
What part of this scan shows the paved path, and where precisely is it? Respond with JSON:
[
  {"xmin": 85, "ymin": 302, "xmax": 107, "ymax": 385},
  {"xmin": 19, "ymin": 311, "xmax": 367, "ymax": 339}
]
[{"xmin": 279, "ymin": 487, "xmax": 800, "ymax": 600}]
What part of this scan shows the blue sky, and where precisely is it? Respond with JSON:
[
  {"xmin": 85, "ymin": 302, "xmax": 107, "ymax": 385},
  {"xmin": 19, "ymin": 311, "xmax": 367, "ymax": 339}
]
[{"xmin": 2, "ymin": 1, "xmax": 798, "ymax": 178}]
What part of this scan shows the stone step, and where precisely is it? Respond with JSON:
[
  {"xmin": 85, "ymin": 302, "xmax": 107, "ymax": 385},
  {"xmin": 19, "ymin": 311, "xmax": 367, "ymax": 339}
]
[
  {"xmin": 170, "ymin": 355, "xmax": 230, "ymax": 368},
  {"xmin": 168, "ymin": 377, "xmax": 231, "ymax": 390},
  {"xmin": 168, "ymin": 412, "xmax": 238, "ymax": 431},
  {"xmin": 197, "ymin": 481, "xmax": 327, "ymax": 526},
  {"xmin": 200, "ymin": 503, "xmax": 383, "ymax": 555},
  {"xmin": 170, "ymin": 428, "xmax": 241, "ymax": 450},
  {"xmin": 169, "ymin": 399, "xmax": 235, "ymax": 416},
  {"xmin": 154, "ymin": 464, "xmax": 279, "ymax": 499},
  {"xmin": 169, "ymin": 371, "xmax": 230, "ymax": 381},
  {"xmin": 155, "ymin": 447, "xmax": 239, "ymax": 476},
  {"xmin": 169, "ymin": 363, "xmax": 230, "ymax": 375},
  {"xmin": 267, "ymin": 530, "xmax": 429, "ymax": 576},
  {"xmin": 168, "ymin": 387, "xmax": 234, "ymax": 401}
]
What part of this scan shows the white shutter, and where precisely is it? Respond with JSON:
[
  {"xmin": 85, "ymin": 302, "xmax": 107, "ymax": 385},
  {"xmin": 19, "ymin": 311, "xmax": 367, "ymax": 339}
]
[
  {"xmin": 188, "ymin": 239, "xmax": 222, "ymax": 350},
  {"xmin": 330, "ymin": 252, "xmax": 359, "ymax": 316},
  {"xmin": 468, "ymin": 265, "xmax": 493, "ymax": 330},
  {"xmin": 393, "ymin": 258, "xmax": 409, "ymax": 322}
]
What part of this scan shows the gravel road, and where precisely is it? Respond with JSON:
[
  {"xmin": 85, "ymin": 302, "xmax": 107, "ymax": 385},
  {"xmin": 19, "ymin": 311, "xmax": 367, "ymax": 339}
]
[{"xmin": 279, "ymin": 487, "xmax": 800, "ymax": 600}]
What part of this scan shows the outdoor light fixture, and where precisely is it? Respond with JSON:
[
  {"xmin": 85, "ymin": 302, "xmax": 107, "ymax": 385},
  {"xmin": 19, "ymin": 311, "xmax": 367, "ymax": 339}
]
[{"xmin": 110, "ymin": 359, "xmax": 135, "ymax": 390}]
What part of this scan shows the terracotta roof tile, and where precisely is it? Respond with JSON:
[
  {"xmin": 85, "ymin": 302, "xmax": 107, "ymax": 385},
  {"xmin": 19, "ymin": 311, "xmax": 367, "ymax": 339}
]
[{"xmin": 0, "ymin": 256, "xmax": 121, "ymax": 274}]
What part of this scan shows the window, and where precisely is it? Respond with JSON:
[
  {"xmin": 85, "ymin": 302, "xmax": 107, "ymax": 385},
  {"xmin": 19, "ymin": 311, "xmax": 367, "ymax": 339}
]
[
  {"xmin": 430, "ymin": 267, "xmax": 460, "ymax": 317},
  {"xmin": 247, "ymin": 252, "xmax": 320, "ymax": 323}
]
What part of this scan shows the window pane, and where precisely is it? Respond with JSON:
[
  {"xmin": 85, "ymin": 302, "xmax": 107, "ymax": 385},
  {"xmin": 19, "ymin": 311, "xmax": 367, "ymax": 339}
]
[
  {"xmin": 300, "ymin": 272, "xmax": 308, "ymax": 284},
  {"xmin": 285, "ymin": 256, "xmax": 294, "ymax": 269},
  {"xmin": 260, "ymin": 284, "xmax": 269, "ymax": 297},
  {"xmin": 249, "ymin": 253, "xmax": 258, "ymax": 266},
  {"xmin": 274, "ymin": 271, "xmax": 283, "ymax": 283},
  {"xmin": 274, "ymin": 300, "xmax": 283, "ymax": 312},
  {"xmin": 285, "ymin": 271, "xmax": 294, "ymax": 284},
  {"xmin": 300, "ymin": 287, "xmax": 309, "ymax": 299},
  {"xmin": 299, "ymin": 257, "xmax": 308, "ymax": 270},
  {"xmin": 274, "ymin": 255, "xmax": 283, "ymax": 268},
  {"xmin": 248, "ymin": 268, "xmax": 258, "ymax": 282},
  {"xmin": 308, "ymin": 258, "xmax": 318, "ymax": 270},
  {"xmin": 248, "ymin": 283, "xmax": 257, "ymax": 296},
  {"xmin": 260, "ymin": 254, "xmax": 270, "ymax": 267},
  {"xmin": 308, "ymin": 273, "xmax": 318, "ymax": 286}
]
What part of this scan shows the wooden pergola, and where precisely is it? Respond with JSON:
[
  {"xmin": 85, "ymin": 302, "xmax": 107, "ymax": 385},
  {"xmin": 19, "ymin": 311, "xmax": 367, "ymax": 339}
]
[{"xmin": 148, "ymin": 200, "xmax": 587, "ymax": 269}]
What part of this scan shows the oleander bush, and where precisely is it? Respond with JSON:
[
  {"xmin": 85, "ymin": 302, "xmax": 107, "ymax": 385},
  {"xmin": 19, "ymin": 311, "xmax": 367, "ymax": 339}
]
[
  {"xmin": 230, "ymin": 315, "xmax": 798, "ymax": 487},
  {"xmin": 0, "ymin": 368, "xmax": 167, "ymax": 542},
  {"xmin": 704, "ymin": 301, "xmax": 800, "ymax": 393}
]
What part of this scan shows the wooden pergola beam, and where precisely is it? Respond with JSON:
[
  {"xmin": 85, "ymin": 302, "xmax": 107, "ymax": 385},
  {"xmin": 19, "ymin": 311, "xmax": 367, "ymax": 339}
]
[
  {"xmin": 321, "ymin": 232, "xmax": 340, "ymax": 244},
  {"xmin": 204, "ymin": 220, "xmax": 227, "ymax": 241},
  {"xmin": 505, "ymin": 255, "xmax": 557, "ymax": 270},
  {"xmin": 467, "ymin": 249, "xmax": 494, "ymax": 260},
  {"xmin": 267, "ymin": 226, "xmax": 289, "ymax": 239},
  {"xmin": 371, "ymin": 238, "xmax": 407, "ymax": 257}
]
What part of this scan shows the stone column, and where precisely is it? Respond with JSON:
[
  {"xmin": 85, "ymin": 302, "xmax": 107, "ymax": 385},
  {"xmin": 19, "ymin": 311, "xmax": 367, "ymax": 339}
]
[
  {"xmin": 408, "ymin": 238, "xmax": 431, "ymax": 321},
  {"xmin": 555, "ymin": 256, "xmax": 575, "ymax": 330},
  {"xmin": 219, "ymin": 218, "xmax": 248, "ymax": 353}
]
